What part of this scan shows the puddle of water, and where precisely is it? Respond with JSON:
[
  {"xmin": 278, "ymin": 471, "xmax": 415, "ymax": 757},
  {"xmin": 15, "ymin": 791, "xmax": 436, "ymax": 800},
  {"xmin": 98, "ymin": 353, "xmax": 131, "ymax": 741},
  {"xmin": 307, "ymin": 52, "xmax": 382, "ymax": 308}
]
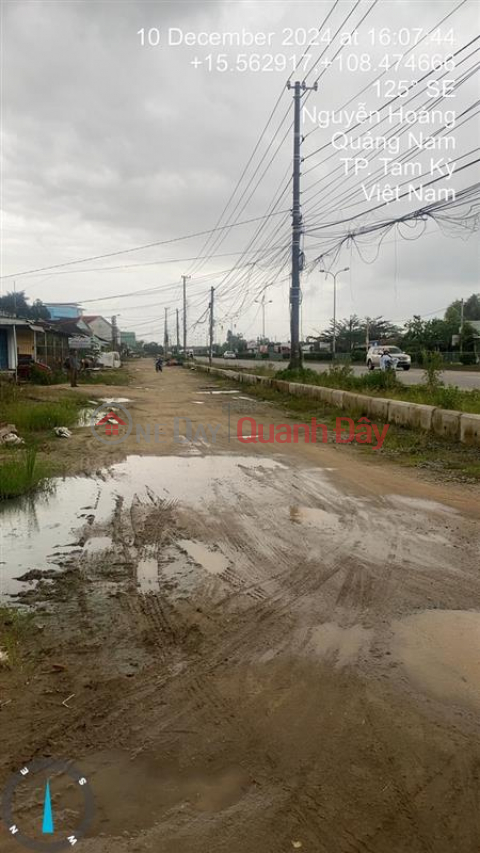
[
  {"xmin": 1, "ymin": 479, "xmax": 100, "ymax": 597},
  {"xmin": 1, "ymin": 456, "xmax": 283, "ymax": 598},
  {"xmin": 391, "ymin": 610, "xmax": 480, "ymax": 711},
  {"xmin": 83, "ymin": 536, "xmax": 113, "ymax": 554},
  {"xmin": 289, "ymin": 506, "xmax": 341, "ymax": 530},
  {"xmin": 386, "ymin": 495, "xmax": 457, "ymax": 515},
  {"xmin": 178, "ymin": 540, "xmax": 229, "ymax": 575},
  {"xmin": 12, "ymin": 749, "xmax": 251, "ymax": 839},
  {"xmin": 307, "ymin": 623, "xmax": 373, "ymax": 667},
  {"xmin": 197, "ymin": 390, "xmax": 239, "ymax": 396}
]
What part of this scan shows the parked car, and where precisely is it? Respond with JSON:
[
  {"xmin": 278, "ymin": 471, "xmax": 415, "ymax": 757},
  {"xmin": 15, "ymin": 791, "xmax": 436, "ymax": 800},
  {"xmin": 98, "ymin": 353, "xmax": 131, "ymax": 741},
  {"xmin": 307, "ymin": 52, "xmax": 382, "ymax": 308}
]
[
  {"xmin": 366, "ymin": 345, "xmax": 411, "ymax": 371},
  {"xmin": 223, "ymin": 351, "xmax": 236, "ymax": 360}
]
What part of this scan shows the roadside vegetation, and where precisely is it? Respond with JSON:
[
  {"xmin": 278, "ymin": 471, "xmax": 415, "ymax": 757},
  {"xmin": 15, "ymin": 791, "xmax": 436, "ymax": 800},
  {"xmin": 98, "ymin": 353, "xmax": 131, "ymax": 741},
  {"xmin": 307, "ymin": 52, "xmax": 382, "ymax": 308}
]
[
  {"xmin": 27, "ymin": 367, "xmax": 129, "ymax": 386},
  {"xmin": 0, "ymin": 449, "xmax": 51, "ymax": 500},
  {"xmin": 1, "ymin": 383, "xmax": 84, "ymax": 432},
  {"xmin": 242, "ymin": 359, "xmax": 480, "ymax": 414},
  {"xmin": 0, "ymin": 384, "xmax": 83, "ymax": 500},
  {"xmin": 0, "ymin": 605, "xmax": 35, "ymax": 668},
  {"xmin": 80, "ymin": 368, "xmax": 129, "ymax": 385}
]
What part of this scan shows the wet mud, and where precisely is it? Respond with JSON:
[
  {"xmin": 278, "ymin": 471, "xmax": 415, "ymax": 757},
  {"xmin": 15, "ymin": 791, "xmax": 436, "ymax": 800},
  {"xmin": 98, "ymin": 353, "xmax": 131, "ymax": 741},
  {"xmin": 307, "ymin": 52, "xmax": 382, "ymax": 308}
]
[{"xmin": 1, "ymin": 361, "xmax": 480, "ymax": 853}]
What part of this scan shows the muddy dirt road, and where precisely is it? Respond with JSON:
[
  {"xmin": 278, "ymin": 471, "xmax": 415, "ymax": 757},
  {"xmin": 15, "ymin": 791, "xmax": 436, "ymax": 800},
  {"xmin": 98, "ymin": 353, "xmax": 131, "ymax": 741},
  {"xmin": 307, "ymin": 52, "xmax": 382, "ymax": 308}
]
[{"xmin": 1, "ymin": 360, "xmax": 480, "ymax": 852}]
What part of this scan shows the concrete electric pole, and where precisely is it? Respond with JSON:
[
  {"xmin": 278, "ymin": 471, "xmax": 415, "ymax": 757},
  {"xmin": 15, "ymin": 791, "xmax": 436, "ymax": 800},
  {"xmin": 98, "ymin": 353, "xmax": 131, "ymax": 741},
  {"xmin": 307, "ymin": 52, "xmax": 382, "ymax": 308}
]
[
  {"xmin": 176, "ymin": 308, "xmax": 180, "ymax": 353},
  {"xmin": 111, "ymin": 315, "xmax": 120, "ymax": 351},
  {"xmin": 182, "ymin": 275, "xmax": 190, "ymax": 356},
  {"xmin": 164, "ymin": 307, "xmax": 169, "ymax": 354},
  {"xmin": 460, "ymin": 297, "xmax": 465, "ymax": 354},
  {"xmin": 288, "ymin": 79, "xmax": 317, "ymax": 370},
  {"xmin": 209, "ymin": 287, "xmax": 214, "ymax": 367}
]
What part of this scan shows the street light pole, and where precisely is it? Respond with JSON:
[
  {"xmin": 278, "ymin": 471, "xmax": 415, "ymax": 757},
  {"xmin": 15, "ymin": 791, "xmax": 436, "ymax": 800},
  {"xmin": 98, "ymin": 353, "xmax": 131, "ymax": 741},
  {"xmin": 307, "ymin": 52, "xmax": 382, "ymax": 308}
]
[
  {"xmin": 319, "ymin": 267, "xmax": 349, "ymax": 359},
  {"xmin": 254, "ymin": 291, "xmax": 273, "ymax": 339}
]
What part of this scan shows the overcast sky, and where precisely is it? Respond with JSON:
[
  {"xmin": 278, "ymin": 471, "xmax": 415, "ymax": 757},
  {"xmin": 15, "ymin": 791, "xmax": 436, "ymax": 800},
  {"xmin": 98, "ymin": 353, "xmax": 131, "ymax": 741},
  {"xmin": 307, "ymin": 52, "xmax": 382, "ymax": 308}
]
[{"xmin": 1, "ymin": 0, "xmax": 479, "ymax": 343}]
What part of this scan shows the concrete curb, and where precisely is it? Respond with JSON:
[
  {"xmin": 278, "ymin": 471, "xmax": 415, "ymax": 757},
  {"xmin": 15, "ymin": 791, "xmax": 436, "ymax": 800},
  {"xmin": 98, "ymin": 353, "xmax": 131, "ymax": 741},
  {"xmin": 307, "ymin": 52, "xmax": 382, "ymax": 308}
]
[{"xmin": 195, "ymin": 364, "xmax": 480, "ymax": 447}]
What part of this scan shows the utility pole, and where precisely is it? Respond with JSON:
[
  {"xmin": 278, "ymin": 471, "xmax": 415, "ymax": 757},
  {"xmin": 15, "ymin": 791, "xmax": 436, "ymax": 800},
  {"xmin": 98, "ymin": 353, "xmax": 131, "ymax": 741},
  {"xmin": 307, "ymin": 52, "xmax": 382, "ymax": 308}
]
[
  {"xmin": 182, "ymin": 275, "xmax": 190, "ymax": 356},
  {"xmin": 209, "ymin": 287, "xmax": 214, "ymax": 366},
  {"xmin": 460, "ymin": 297, "xmax": 464, "ymax": 354},
  {"xmin": 287, "ymin": 79, "xmax": 317, "ymax": 370},
  {"xmin": 111, "ymin": 315, "xmax": 119, "ymax": 352},
  {"xmin": 164, "ymin": 307, "xmax": 169, "ymax": 354},
  {"xmin": 176, "ymin": 308, "xmax": 180, "ymax": 353},
  {"xmin": 13, "ymin": 281, "xmax": 18, "ymax": 381}
]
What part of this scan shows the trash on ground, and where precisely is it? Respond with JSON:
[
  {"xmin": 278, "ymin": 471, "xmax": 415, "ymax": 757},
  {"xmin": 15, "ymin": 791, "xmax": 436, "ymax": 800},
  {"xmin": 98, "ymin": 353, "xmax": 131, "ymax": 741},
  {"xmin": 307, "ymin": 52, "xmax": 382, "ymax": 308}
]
[
  {"xmin": 2, "ymin": 433, "xmax": 25, "ymax": 446},
  {"xmin": 0, "ymin": 424, "xmax": 24, "ymax": 445},
  {"xmin": 0, "ymin": 649, "xmax": 9, "ymax": 666},
  {"xmin": 54, "ymin": 427, "xmax": 72, "ymax": 438}
]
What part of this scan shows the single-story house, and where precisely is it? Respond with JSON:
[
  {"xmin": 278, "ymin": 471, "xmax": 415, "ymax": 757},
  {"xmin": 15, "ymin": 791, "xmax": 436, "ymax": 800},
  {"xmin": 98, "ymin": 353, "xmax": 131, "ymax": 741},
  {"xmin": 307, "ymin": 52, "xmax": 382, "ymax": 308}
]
[
  {"xmin": 0, "ymin": 314, "xmax": 97, "ymax": 374},
  {"xmin": 0, "ymin": 315, "xmax": 46, "ymax": 372},
  {"xmin": 82, "ymin": 315, "xmax": 113, "ymax": 348}
]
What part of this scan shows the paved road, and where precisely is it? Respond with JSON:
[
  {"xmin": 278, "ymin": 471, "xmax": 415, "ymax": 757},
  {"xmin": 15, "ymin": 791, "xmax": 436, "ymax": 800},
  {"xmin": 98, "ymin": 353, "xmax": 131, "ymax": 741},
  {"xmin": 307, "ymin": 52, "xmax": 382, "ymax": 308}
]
[{"xmin": 202, "ymin": 357, "xmax": 480, "ymax": 391}]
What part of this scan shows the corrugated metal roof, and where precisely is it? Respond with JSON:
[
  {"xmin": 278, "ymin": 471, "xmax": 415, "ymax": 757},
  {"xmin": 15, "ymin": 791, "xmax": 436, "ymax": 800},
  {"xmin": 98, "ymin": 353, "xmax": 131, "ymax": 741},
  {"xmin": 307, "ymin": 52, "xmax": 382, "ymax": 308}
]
[{"xmin": 0, "ymin": 317, "xmax": 30, "ymax": 327}]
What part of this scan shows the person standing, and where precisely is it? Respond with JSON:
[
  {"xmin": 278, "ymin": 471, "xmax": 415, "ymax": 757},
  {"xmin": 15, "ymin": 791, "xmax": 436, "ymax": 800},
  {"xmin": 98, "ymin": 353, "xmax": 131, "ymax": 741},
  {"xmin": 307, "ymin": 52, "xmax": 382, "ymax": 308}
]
[{"xmin": 68, "ymin": 350, "xmax": 80, "ymax": 387}]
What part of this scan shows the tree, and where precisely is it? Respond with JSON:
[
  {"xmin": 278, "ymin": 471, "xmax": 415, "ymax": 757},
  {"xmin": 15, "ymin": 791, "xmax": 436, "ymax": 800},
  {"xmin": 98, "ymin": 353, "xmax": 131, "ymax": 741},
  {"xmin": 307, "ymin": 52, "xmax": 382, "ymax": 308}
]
[
  {"xmin": 224, "ymin": 329, "xmax": 247, "ymax": 353},
  {"xmin": 362, "ymin": 316, "xmax": 401, "ymax": 343},
  {"xmin": 402, "ymin": 315, "xmax": 460, "ymax": 358},
  {"xmin": 31, "ymin": 299, "xmax": 51, "ymax": 320},
  {"xmin": 319, "ymin": 315, "xmax": 400, "ymax": 352},
  {"xmin": 445, "ymin": 293, "xmax": 480, "ymax": 324},
  {"xmin": 0, "ymin": 290, "xmax": 51, "ymax": 320},
  {"xmin": 143, "ymin": 341, "xmax": 163, "ymax": 356}
]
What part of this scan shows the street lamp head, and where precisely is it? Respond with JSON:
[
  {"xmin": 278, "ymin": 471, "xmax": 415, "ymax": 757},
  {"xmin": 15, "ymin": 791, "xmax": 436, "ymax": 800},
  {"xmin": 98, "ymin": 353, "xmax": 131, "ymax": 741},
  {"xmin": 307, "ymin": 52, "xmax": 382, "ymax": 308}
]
[{"xmin": 342, "ymin": 267, "xmax": 350, "ymax": 272}]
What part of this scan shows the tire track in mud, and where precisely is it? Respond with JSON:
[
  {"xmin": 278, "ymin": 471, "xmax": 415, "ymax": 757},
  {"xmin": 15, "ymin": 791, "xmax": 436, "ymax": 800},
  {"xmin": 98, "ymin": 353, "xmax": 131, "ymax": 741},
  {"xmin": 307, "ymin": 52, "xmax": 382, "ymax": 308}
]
[
  {"xmin": 359, "ymin": 707, "xmax": 438, "ymax": 853},
  {"xmin": 349, "ymin": 742, "xmax": 480, "ymax": 852},
  {"xmin": 119, "ymin": 527, "xmax": 365, "ymax": 724},
  {"xmin": 128, "ymin": 531, "xmax": 366, "ymax": 748},
  {"xmin": 77, "ymin": 527, "xmax": 367, "ymax": 822},
  {"xmin": 335, "ymin": 529, "xmax": 402, "ymax": 617}
]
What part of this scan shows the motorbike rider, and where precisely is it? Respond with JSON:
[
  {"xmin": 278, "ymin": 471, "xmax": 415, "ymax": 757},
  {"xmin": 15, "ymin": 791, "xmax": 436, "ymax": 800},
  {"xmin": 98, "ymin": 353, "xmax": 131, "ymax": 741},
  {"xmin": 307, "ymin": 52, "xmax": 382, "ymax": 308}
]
[
  {"xmin": 380, "ymin": 349, "xmax": 397, "ymax": 371},
  {"xmin": 155, "ymin": 356, "xmax": 163, "ymax": 372}
]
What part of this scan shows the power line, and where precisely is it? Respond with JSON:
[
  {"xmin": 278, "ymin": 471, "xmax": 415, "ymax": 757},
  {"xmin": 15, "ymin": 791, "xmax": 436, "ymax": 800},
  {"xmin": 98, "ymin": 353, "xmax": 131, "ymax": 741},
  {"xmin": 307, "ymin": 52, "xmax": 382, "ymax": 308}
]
[{"xmin": 1, "ymin": 210, "xmax": 289, "ymax": 281}]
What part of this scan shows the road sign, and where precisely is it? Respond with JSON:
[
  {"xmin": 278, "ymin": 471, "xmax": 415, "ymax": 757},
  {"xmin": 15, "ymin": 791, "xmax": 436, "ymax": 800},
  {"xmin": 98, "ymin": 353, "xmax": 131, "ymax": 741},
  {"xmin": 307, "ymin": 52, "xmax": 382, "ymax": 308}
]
[{"xmin": 68, "ymin": 336, "xmax": 90, "ymax": 349}]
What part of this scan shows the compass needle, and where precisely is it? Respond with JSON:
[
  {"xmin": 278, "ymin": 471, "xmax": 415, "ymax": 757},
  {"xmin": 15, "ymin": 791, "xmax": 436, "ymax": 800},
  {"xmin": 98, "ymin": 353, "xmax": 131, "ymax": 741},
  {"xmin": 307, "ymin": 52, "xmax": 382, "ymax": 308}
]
[
  {"xmin": 42, "ymin": 780, "xmax": 54, "ymax": 835},
  {"xmin": 3, "ymin": 758, "xmax": 94, "ymax": 850}
]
